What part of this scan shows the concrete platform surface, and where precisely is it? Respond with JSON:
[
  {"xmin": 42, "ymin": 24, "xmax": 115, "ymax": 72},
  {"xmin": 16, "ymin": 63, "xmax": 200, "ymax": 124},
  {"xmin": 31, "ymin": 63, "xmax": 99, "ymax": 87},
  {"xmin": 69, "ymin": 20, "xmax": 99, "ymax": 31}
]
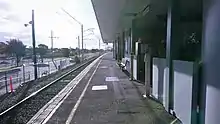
[{"xmin": 30, "ymin": 53, "xmax": 179, "ymax": 124}]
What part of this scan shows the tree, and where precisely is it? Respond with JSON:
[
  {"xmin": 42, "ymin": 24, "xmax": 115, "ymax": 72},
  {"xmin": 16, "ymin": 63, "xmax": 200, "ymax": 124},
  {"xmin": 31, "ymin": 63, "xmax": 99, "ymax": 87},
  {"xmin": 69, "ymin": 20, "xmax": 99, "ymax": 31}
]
[
  {"xmin": 36, "ymin": 44, "xmax": 48, "ymax": 62},
  {"xmin": 0, "ymin": 42, "xmax": 8, "ymax": 54},
  {"xmin": 6, "ymin": 39, "xmax": 26, "ymax": 66},
  {"xmin": 74, "ymin": 56, "xmax": 80, "ymax": 64},
  {"xmin": 61, "ymin": 48, "xmax": 70, "ymax": 57}
]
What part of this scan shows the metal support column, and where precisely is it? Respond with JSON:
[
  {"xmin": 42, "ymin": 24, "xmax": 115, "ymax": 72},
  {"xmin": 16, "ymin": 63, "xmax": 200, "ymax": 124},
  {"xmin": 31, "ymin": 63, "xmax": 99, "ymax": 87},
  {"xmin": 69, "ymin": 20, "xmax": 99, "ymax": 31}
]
[
  {"xmin": 130, "ymin": 21, "xmax": 135, "ymax": 81},
  {"xmin": 165, "ymin": 0, "xmax": 180, "ymax": 112},
  {"xmin": 122, "ymin": 31, "xmax": 125, "ymax": 58},
  {"xmin": 117, "ymin": 36, "xmax": 121, "ymax": 62},
  {"xmin": 119, "ymin": 36, "xmax": 122, "ymax": 61},
  {"xmin": 203, "ymin": 0, "xmax": 220, "ymax": 123},
  {"xmin": 113, "ymin": 40, "xmax": 115, "ymax": 59}
]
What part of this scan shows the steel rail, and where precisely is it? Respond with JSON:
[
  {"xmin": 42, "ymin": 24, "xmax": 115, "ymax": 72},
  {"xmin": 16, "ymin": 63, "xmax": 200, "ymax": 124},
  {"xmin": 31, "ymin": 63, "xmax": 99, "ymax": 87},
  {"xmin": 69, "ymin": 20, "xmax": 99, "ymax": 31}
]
[{"xmin": 0, "ymin": 56, "xmax": 97, "ymax": 116}]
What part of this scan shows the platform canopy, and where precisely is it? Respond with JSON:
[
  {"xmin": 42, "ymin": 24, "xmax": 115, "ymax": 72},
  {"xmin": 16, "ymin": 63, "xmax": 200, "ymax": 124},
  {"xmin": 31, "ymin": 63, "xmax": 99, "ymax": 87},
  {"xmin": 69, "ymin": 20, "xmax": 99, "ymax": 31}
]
[
  {"xmin": 91, "ymin": 0, "xmax": 202, "ymax": 43},
  {"xmin": 91, "ymin": 0, "xmax": 168, "ymax": 43}
]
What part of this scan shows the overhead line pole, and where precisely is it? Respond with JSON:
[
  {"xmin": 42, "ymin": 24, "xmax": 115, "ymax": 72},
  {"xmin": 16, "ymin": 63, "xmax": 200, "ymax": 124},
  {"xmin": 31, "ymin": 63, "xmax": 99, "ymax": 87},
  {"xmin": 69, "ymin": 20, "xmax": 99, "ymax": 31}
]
[
  {"xmin": 24, "ymin": 10, "xmax": 38, "ymax": 80},
  {"xmin": 77, "ymin": 36, "xmax": 81, "ymax": 58},
  {"xmin": 99, "ymin": 39, "xmax": 101, "ymax": 55},
  {"xmin": 31, "ymin": 10, "xmax": 37, "ymax": 80},
  {"xmin": 81, "ymin": 25, "xmax": 84, "ymax": 61},
  {"xmin": 49, "ymin": 30, "xmax": 59, "ymax": 62},
  {"xmin": 61, "ymin": 8, "xmax": 84, "ymax": 61}
]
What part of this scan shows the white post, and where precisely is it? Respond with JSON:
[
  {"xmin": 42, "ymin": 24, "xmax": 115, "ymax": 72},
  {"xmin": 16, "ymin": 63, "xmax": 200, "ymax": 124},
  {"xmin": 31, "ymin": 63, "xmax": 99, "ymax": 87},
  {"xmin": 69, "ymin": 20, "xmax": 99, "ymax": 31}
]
[
  {"xmin": 48, "ymin": 62, "xmax": 50, "ymax": 74},
  {"xmin": 22, "ymin": 64, "xmax": 25, "ymax": 86}
]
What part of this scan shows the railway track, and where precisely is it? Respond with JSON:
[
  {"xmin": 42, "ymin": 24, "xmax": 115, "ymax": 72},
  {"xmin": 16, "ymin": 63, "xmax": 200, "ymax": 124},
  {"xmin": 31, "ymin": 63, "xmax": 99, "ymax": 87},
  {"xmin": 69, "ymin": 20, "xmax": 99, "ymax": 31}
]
[{"xmin": 0, "ymin": 56, "xmax": 98, "ymax": 124}]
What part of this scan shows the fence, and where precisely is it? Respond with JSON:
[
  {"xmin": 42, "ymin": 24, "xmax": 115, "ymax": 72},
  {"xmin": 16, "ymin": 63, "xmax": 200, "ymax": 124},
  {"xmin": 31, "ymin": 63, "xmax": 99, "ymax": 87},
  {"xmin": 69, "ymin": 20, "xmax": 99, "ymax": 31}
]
[
  {"xmin": 0, "ymin": 58, "xmax": 73, "ymax": 95},
  {"xmin": 0, "ymin": 53, "xmax": 98, "ymax": 96}
]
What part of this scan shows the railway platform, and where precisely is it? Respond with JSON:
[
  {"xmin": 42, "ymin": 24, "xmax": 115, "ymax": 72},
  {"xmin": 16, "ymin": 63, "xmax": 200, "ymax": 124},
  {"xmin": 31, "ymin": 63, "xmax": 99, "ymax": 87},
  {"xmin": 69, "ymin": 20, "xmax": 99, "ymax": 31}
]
[{"xmin": 27, "ymin": 53, "xmax": 178, "ymax": 124}]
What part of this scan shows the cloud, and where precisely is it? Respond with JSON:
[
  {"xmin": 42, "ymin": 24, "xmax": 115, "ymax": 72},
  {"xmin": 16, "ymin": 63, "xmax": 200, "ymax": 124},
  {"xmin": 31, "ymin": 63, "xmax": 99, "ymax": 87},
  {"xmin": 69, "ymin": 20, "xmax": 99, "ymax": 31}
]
[
  {"xmin": 0, "ymin": 32, "xmax": 13, "ymax": 42},
  {"xmin": 1, "ymin": 14, "xmax": 20, "ymax": 22},
  {"xmin": 0, "ymin": 1, "xmax": 10, "ymax": 11},
  {"xmin": 0, "ymin": 0, "xmax": 102, "ymax": 49}
]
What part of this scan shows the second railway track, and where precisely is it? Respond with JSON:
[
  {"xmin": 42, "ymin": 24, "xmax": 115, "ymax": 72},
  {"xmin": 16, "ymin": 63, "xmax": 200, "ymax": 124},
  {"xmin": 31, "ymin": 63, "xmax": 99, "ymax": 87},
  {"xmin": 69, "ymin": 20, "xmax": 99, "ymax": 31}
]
[{"xmin": 0, "ymin": 56, "xmax": 98, "ymax": 124}]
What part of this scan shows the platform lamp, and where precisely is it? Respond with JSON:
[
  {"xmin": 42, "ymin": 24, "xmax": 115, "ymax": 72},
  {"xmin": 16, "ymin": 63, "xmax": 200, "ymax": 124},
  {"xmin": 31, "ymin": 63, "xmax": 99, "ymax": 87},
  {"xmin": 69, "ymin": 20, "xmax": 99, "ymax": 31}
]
[{"xmin": 24, "ymin": 10, "xmax": 37, "ymax": 80}]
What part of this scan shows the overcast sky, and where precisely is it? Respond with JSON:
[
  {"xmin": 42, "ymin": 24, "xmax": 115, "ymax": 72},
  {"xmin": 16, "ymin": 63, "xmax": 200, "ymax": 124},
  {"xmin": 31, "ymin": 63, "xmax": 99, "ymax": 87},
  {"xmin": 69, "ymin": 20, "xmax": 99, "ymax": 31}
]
[{"xmin": 0, "ymin": 0, "xmax": 107, "ymax": 49}]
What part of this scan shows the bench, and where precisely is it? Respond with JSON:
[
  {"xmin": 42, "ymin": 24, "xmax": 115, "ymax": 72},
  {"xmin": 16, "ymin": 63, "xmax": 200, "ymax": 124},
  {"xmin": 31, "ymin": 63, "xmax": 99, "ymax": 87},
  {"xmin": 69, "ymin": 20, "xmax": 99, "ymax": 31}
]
[
  {"xmin": 120, "ymin": 58, "xmax": 128, "ymax": 71},
  {"xmin": 42, "ymin": 71, "xmax": 49, "ymax": 76}
]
